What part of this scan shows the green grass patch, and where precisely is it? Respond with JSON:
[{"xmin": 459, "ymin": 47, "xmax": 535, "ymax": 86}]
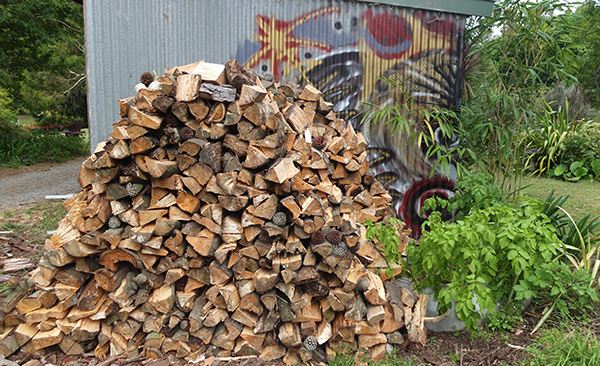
[
  {"xmin": 520, "ymin": 176, "xmax": 600, "ymax": 221},
  {"xmin": 2, "ymin": 211, "xmax": 14, "ymax": 218},
  {"xmin": 525, "ymin": 325, "xmax": 600, "ymax": 366}
]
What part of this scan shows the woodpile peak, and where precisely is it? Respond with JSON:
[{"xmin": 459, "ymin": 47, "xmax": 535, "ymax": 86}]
[{"xmin": 0, "ymin": 59, "xmax": 428, "ymax": 364}]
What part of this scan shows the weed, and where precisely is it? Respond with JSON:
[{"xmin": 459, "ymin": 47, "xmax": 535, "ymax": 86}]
[{"xmin": 409, "ymin": 195, "xmax": 560, "ymax": 332}]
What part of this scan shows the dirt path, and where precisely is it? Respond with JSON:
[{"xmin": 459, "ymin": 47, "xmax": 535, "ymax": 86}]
[{"xmin": 0, "ymin": 157, "xmax": 88, "ymax": 209}]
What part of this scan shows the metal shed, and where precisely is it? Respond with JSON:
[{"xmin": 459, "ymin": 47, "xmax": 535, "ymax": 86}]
[{"xmin": 84, "ymin": 0, "xmax": 494, "ymax": 235}]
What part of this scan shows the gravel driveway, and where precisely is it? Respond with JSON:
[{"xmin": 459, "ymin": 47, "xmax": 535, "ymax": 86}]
[{"xmin": 0, "ymin": 156, "xmax": 87, "ymax": 209}]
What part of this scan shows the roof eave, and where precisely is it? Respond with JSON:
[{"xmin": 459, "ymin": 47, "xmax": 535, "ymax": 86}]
[{"xmin": 358, "ymin": 0, "xmax": 494, "ymax": 17}]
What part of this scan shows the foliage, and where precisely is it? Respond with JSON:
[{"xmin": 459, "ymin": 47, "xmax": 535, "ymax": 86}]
[
  {"xmin": 408, "ymin": 191, "xmax": 561, "ymax": 331},
  {"xmin": 462, "ymin": 0, "xmax": 578, "ymax": 198},
  {"xmin": 525, "ymin": 102, "xmax": 579, "ymax": 177},
  {"xmin": 443, "ymin": 172, "xmax": 506, "ymax": 216},
  {"xmin": 553, "ymin": 120, "xmax": 600, "ymax": 180},
  {"xmin": 521, "ymin": 175, "xmax": 600, "ymax": 222},
  {"xmin": 569, "ymin": 1, "xmax": 600, "ymax": 109},
  {"xmin": 362, "ymin": 94, "xmax": 463, "ymax": 179},
  {"xmin": 0, "ymin": 0, "xmax": 86, "ymax": 125},
  {"xmin": 484, "ymin": 305, "xmax": 523, "ymax": 332},
  {"xmin": 0, "ymin": 87, "xmax": 17, "ymax": 125},
  {"xmin": 365, "ymin": 217, "xmax": 408, "ymax": 278},
  {"xmin": 516, "ymin": 261, "xmax": 599, "ymax": 333},
  {"xmin": 330, "ymin": 350, "xmax": 418, "ymax": 366},
  {"xmin": 526, "ymin": 325, "xmax": 600, "ymax": 366},
  {"xmin": 541, "ymin": 191, "xmax": 600, "ymax": 262},
  {"xmin": 0, "ymin": 129, "xmax": 88, "ymax": 167}
]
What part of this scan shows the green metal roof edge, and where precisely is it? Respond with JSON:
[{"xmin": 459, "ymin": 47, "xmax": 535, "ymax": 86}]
[{"xmin": 358, "ymin": 0, "xmax": 494, "ymax": 17}]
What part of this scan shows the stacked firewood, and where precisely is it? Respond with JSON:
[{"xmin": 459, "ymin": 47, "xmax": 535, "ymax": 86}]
[{"xmin": 0, "ymin": 60, "xmax": 428, "ymax": 364}]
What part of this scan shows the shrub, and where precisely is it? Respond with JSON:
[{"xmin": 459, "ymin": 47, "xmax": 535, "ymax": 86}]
[
  {"xmin": 525, "ymin": 103, "xmax": 578, "ymax": 177},
  {"xmin": 553, "ymin": 120, "xmax": 600, "ymax": 180},
  {"xmin": 408, "ymin": 197, "xmax": 560, "ymax": 332},
  {"xmin": 515, "ymin": 261, "xmax": 598, "ymax": 320},
  {"xmin": 0, "ymin": 130, "xmax": 88, "ymax": 167}
]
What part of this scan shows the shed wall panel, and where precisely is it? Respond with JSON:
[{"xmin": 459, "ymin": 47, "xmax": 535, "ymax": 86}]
[{"xmin": 85, "ymin": 0, "xmax": 465, "ymax": 235}]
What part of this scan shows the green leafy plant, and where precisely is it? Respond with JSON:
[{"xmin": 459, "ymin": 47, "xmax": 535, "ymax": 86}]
[
  {"xmin": 552, "ymin": 120, "xmax": 600, "ymax": 181},
  {"xmin": 516, "ymin": 261, "xmax": 599, "ymax": 334},
  {"xmin": 365, "ymin": 217, "xmax": 409, "ymax": 277},
  {"xmin": 526, "ymin": 102, "xmax": 578, "ymax": 177},
  {"xmin": 408, "ymin": 197, "xmax": 561, "ymax": 332},
  {"xmin": 0, "ymin": 129, "xmax": 88, "ymax": 167},
  {"xmin": 553, "ymin": 160, "xmax": 590, "ymax": 181},
  {"xmin": 462, "ymin": 0, "xmax": 577, "ymax": 198},
  {"xmin": 484, "ymin": 305, "xmax": 523, "ymax": 332},
  {"xmin": 443, "ymin": 172, "xmax": 507, "ymax": 216},
  {"xmin": 540, "ymin": 190, "xmax": 600, "ymax": 271},
  {"xmin": 0, "ymin": 0, "xmax": 87, "ymax": 124}
]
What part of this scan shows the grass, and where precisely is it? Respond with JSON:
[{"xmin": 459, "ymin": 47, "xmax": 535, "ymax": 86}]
[
  {"xmin": 331, "ymin": 350, "xmax": 419, "ymax": 366},
  {"xmin": 524, "ymin": 324, "xmax": 600, "ymax": 366},
  {"xmin": 0, "ymin": 200, "xmax": 66, "ymax": 252},
  {"xmin": 520, "ymin": 175, "xmax": 600, "ymax": 222}
]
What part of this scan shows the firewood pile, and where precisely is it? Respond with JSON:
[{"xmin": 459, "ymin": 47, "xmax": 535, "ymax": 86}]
[{"xmin": 0, "ymin": 59, "xmax": 428, "ymax": 364}]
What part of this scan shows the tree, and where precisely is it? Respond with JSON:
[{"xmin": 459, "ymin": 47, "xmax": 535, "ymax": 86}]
[
  {"xmin": 0, "ymin": 0, "xmax": 86, "ymax": 124},
  {"xmin": 460, "ymin": 0, "xmax": 577, "ymax": 197},
  {"xmin": 569, "ymin": 0, "xmax": 600, "ymax": 108}
]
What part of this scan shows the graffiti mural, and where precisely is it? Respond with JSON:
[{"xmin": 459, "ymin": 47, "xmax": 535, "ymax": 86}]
[{"xmin": 235, "ymin": 4, "xmax": 466, "ymax": 237}]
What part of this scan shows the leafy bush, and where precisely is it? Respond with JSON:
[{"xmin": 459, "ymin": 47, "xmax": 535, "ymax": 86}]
[
  {"xmin": 408, "ymin": 197, "xmax": 561, "ymax": 331},
  {"xmin": 0, "ymin": 129, "xmax": 88, "ymax": 167},
  {"xmin": 0, "ymin": 0, "xmax": 86, "ymax": 124},
  {"xmin": 461, "ymin": 0, "xmax": 577, "ymax": 198},
  {"xmin": 515, "ymin": 261, "xmax": 598, "ymax": 320},
  {"xmin": 444, "ymin": 172, "xmax": 506, "ymax": 215},
  {"xmin": 541, "ymin": 191, "xmax": 600, "ymax": 251},
  {"xmin": 0, "ymin": 87, "xmax": 26, "ymax": 145},
  {"xmin": 553, "ymin": 120, "xmax": 600, "ymax": 180},
  {"xmin": 525, "ymin": 103, "xmax": 577, "ymax": 176}
]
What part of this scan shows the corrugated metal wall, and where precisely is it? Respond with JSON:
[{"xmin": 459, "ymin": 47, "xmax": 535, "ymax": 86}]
[{"xmin": 85, "ymin": 0, "xmax": 465, "ymax": 235}]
